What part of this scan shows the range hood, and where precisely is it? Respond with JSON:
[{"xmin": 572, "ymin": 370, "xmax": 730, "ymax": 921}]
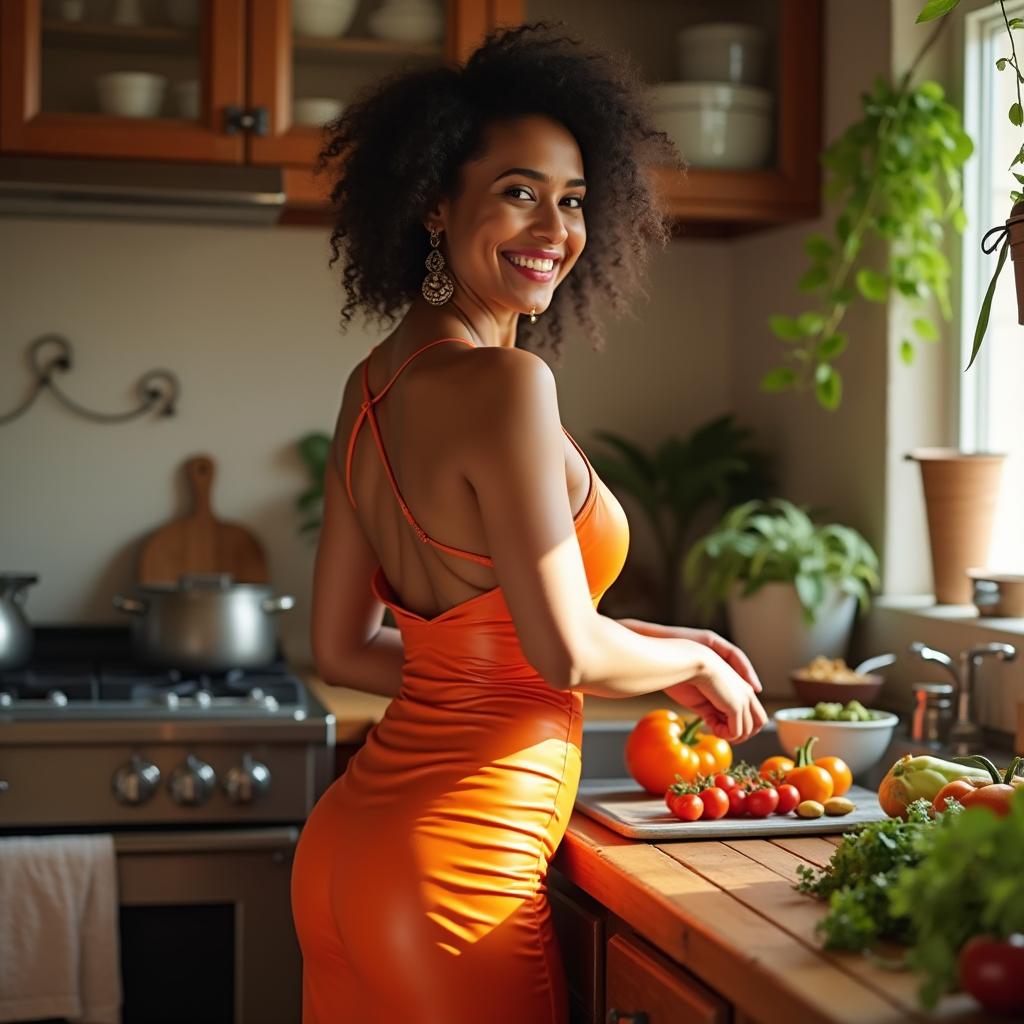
[{"xmin": 0, "ymin": 156, "xmax": 287, "ymax": 225}]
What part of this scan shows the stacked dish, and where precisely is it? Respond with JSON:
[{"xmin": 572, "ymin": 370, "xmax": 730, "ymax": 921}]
[{"xmin": 650, "ymin": 21, "xmax": 774, "ymax": 170}]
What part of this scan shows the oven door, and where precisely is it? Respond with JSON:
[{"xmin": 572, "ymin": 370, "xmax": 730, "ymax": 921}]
[{"xmin": 114, "ymin": 827, "xmax": 300, "ymax": 1024}]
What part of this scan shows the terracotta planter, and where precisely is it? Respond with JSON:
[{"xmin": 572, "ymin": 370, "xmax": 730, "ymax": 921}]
[
  {"xmin": 1010, "ymin": 200, "xmax": 1024, "ymax": 325},
  {"xmin": 906, "ymin": 448, "xmax": 1006, "ymax": 605}
]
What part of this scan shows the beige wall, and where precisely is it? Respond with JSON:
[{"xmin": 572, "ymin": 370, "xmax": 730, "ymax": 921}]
[{"xmin": 0, "ymin": 215, "xmax": 730, "ymax": 662}]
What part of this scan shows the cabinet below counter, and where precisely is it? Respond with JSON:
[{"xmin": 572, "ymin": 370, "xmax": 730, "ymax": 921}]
[{"xmin": 552, "ymin": 812, "xmax": 996, "ymax": 1024}]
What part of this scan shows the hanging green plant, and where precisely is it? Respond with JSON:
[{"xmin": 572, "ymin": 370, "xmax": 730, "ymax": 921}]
[{"xmin": 762, "ymin": 16, "xmax": 973, "ymax": 409}]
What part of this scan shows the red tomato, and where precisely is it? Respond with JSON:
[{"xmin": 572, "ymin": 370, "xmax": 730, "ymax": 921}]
[
  {"xmin": 726, "ymin": 787, "xmax": 748, "ymax": 817},
  {"xmin": 958, "ymin": 933, "xmax": 1024, "ymax": 1014},
  {"xmin": 774, "ymin": 783, "xmax": 801, "ymax": 815},
  {"xmin": 746, "ymin": 787, "xmax": 780, "ymax": 818},
  {"xmin": 669, "ymin": 792, "xmax": 704, "ymax": 822},
  {"xmin": 698, "ymin": 786, "xmax": 730, "ymax": 820},
  {"xmin": 713, "ymin": 772, "xmax": 738, "ymax": 792},
  {"xmin": 931, "ymin": 778, "xmax": 981, "ymax": 816}
]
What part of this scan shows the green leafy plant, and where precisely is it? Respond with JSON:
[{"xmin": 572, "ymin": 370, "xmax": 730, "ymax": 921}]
[
  {"xmin": 915, "ymin": 0, "xmax": 1024, "ymax": 369},
  {"xmin": 683, "ymin": 498, "xmax": 880, "ymax": 625},
  {"xmin": 762, "ymin": 16, "xmax": 974, "ymax": 409},
  {"xmin": 295, "ymin": 431, "xmax": 331, "ymax": 541},
  {"xmin": 588, "ymin": 415, "xmax": 774, "ymax": 623}
]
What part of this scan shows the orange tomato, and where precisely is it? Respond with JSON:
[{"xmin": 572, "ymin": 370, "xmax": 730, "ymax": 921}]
[
  {"xmin": 695, "ymin": 734, "xmax": 733, "ymax": 773},
  {"xmin": 624, "ymin": 710, "xmax": 704, "ymax": 795},
  {"xmin": 759, "ymin": 755, "xmax": 796, "ymax": 784},
  {"xmin": 815, "ymin": 755, "xmax": 853, "ymax": 797},
  {"xmin": 787, "ymin": 764, "xmax": 834, "ymax": 803}
]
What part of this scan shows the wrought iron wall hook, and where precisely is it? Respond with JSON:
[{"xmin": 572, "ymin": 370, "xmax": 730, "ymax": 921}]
[{"xmin": 0, "ymin": 334, "xmax": 180, "ymax": 427}]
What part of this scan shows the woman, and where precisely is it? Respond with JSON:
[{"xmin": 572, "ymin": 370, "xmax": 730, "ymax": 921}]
[{"xmin": 291, "ymin": 22, "xmax": 767, "ymax": 1024}]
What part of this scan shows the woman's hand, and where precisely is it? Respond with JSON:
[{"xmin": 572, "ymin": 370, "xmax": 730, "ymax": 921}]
[
  {"xmin": 664, "ymin": 652, "xmax": 768, "ymax": 744},
  {"xmin": 615, "ymin": 618, "xmax": 762, "ymax": 694}
]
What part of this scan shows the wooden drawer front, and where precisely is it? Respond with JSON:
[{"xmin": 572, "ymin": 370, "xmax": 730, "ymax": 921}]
[
  {"xmin": 549, "ymin": 881, "xmax": 604, "ymax": 1024},
  {"xmin": 605, "ymin": 932, "xmax": 729, "ymax": 1024}
]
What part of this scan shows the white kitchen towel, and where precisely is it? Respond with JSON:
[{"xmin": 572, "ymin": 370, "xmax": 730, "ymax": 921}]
[{"xmin": 0, "ymin": 834, "xmax": 121, "ymax": 1024}]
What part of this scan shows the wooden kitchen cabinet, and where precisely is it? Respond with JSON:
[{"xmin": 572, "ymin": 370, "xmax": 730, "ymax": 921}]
[
  {"xmin": 605, "ymin": 929, "xmax": 730, "ymax": 1024},
  {"xmin": 0, "ymin": 0, "xmax": 514, "ymax": 180},
  {"xmin": 549, "ymin": 870, "xmax": 606, "ymax": 1024}
]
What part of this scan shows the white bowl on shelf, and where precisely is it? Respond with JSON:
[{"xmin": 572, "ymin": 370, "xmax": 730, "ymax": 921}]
[
  {"xmin": 648, "ymin": 81, "xmax": 773, "ymax": 169},
  {"xmin": 292, "ymin": 0, "xmax": 359, "ymax": 38},
  {"xmin": 96, "ymin": 72, "xmax": 168, "ymax": 118},
  {"xmin": 368, "ymin": 0, "xmax": 443, "ymax": 44},
  {"xmin": 676, "ymin": 22, "xmax": 767, "ymax": 86},
  {"xmin": 773, "ymin": 706, "xmax": 899, "ymax": 777},
  {"xmin": 293, "ymin": 97, "xmax": 345, "ymax": 126}
]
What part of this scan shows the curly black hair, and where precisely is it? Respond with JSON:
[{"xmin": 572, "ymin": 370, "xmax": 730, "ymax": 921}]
[{"xmin": 314, "ymin": 21, "xmax": 681, "ymax": 361}]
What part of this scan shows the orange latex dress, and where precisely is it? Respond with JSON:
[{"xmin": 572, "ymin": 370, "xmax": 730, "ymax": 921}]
[{"xmin": 291, "ymin": 338, "xmax": 630, "ymax": 1024}]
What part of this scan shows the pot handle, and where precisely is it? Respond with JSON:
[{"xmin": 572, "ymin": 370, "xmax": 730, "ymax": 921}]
[
  {"xmin": 113, "ymin": 594, "xmax": 147, "ymax": 615},
  {"xmin": 261, "ymin": 595, "xmax": 295, "ymax": 615}
]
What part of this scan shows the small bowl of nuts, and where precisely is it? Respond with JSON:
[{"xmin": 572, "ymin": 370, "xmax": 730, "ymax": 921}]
[{"xmin": 789, "ymin": 655, "xmax": 890, "ymax": 705}]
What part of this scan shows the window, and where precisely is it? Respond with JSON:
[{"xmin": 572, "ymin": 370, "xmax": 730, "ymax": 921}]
[{"xmin": 961, "ymin": 0, "xmax": 1024, "ymax": 569}]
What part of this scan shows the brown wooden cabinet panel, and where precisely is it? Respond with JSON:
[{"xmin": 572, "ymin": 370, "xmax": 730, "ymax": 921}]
[
  {"xmin": 606, "ymin": 931, "xmax": 730, "ymax": 1024},
  {"xmin": 0, "ymin": 0, "xmax": 246, "ymax": 162},
  {"xmin": 549, "ymin": 869, "xmax": 605, "ymax": 1024}
]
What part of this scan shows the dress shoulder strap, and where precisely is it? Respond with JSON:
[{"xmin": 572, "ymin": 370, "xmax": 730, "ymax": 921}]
[{"xmin": 343, "ymin": 337, "xmax": 493, "ymax": 567}]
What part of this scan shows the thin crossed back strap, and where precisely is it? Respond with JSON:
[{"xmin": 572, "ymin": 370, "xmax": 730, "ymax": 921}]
[{"xmin": 343, "ymin": 337, "xmax": 495, "ymax": 567}]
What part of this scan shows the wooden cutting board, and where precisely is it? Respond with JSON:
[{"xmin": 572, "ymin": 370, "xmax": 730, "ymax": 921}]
[
  {"xmin": 138, "ymin": 454, "xmax": 268, "ymax": 585},
  {"xmin": 574, "ymin": 778, "xmax": 886, "ymax": 840}
]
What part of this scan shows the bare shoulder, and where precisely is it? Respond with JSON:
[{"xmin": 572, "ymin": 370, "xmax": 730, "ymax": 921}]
[{"xmin": 461, "ymin": 346, "xmax": 558, "ymax": 432}]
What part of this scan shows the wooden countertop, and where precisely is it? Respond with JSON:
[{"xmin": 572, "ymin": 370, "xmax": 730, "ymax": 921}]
[{"xmin": 554, "ymin": 813, "xmax": 994, "ymax": 1024}]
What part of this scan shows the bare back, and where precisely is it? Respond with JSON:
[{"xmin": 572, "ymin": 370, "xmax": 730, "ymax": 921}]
[{"xmin": 336, "ymin": 336, "xmax": 592, "ymax": 621}]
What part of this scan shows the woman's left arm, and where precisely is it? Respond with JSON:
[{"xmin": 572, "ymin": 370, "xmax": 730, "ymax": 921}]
[{"xmin": 615, "ymin": 618, "xmax": 762, "ymax": 694}]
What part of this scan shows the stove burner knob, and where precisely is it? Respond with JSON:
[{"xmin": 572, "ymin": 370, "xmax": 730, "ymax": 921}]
[
  {"xmin": 48, "ymin": 689, "xmax": 68, "ymax": 707},
  {"xmin": 112, "ymin": 755, "xmax": 161, "ymax": 806},
  {"xmin": 168, "ymin": 755, "xmax": 217, "ymax": 806},
  {"xmin": 0, "ymin": 692, "xmax": 14, "ymax": 707},
  {"xmin": 195, "ymin": 690, "xmax": 212, "ymax": 708},
  {"xmin": 223, "ymin": 754, "xmax": 271, "ymax": 805}
]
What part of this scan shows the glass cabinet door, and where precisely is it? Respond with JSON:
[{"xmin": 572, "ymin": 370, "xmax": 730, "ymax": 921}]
[
  {"xmin": 0, "ymin": 0, "xmax": 245, "ymax": 162},
  {"xmin": 249, "ymin": 0, "xmax": 461, "ymax": 169}
]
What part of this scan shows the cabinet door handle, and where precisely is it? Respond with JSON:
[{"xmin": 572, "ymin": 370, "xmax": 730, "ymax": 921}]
[
  {"xmin": 223, "ymin": 105, "xmax": 270, "ymax": 136},
  {"xmin": 607, "ymin": 1012, "xmax": 649, "ymax": 1023}
]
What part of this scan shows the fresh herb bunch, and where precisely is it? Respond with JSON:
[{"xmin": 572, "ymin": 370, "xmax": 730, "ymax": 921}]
[
  {"xmin": 683, "ymin": 498, "xmax": 880, "ymax": 625},
  {"xmin": 794, "ymin": 798, "xmax": 947, "ymax": 951},
  {"xmin": 889, "ymin": 786, "xmax": 1024, "ymax": 1009},
  {"xmin": 762, "ymin": 64, "xmax": 972, "ymax": 408}
]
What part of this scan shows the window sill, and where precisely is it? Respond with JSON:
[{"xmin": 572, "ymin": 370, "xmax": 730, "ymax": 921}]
[{"xmin": 874, "ymin": 595, "xmax": 1024, "ymax": 637}]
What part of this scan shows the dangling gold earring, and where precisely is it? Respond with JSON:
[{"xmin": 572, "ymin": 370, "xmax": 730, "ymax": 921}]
[
  {"xmin": 529, "ymin": 306, "xmax": 538, "ymax": 324},
  {"xmin": 421, "ymin": 227, "xmax": 454, "ymax": 306}
]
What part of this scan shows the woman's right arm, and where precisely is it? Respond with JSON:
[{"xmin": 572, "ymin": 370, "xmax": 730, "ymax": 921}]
[{"xmin": 462, "ymin": 348, "xmax": 765, "ymax": 742}]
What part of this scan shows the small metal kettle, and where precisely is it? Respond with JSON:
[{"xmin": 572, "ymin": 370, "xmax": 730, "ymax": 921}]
[{"xmin": 0, "ymin": 573, "xmax": 39, "ymax": 670}]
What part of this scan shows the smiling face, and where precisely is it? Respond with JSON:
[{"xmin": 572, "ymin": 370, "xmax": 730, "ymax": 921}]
[{"xmin": 429, "ymin": 114, "xmax": 587, "ymax": 320}]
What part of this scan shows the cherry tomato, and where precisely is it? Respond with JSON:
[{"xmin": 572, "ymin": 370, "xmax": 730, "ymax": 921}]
[
  {"xmin": 713, "ymin": 772, "xmax": 738, "ymax": 792},
  {"xmin": 669, "ymin": 792, "xmax": 704, "ymax": 822},
  {"xmin": 759, "ymin": 755, "xmax": 795, "ymax": 784},
  {"xmin": 958, "ymin": 933, "xmax": 1024, "ymax": 1014},
  {"xmin": 815, "ymin": 755, "xmax": 853, "ymax": 797},
  {"xmin": 746, "ymin": 786, "xmax": 780, "ymax": 818},
  {"xmin": 695, "ymin": 733, "xmax": 733, "ymax": 773},
  {"xmin": 774, "ymin": 783, "xmax": 801, "ymax": 815},
  {"xmin": 698, "ymin": 786, "xmax": 730, "ymax": 820},
  {"xmin": 726, "ymin": 787, "xmax": 748, "ymax": 817},
  {"xmin": 624, "ymin": 711, "xmax": 703, "ymax": 795}
]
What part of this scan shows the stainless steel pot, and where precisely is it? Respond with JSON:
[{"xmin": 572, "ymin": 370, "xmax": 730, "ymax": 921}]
[
  {"xmin": 0, "ymin": 573, "xmax": 39, "ymax": 670},
  {"xmin": 112, "ymin": 573, "xmax": 295, "ymax": 671}
]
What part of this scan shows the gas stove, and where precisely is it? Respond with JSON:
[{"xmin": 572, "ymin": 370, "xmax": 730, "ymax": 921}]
[{"xmin": 0, "ymin": 625, "xmax": 310, "ymax": 719}]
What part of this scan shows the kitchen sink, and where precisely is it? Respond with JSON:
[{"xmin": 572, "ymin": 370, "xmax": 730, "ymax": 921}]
[{"xmin": 579, "ymin": 717, "xmax": 1013, "ymax": 792}]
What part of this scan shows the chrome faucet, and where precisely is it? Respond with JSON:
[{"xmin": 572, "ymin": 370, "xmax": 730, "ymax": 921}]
[{"xmin": 909, "ymin": 641, "xmax": 1017, "ymax": 755}]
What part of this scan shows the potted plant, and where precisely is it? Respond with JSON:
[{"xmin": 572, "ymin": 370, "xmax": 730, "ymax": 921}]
[
  {"xmin": 294, "ymin": 431, "xmax": 331, "ymax": 541},
  {"xmin": 914, "ymin": 0, "xmax": 1024, "ymax": 360},
  {"xmin": 588, "ymin": 414, "xmax": 775, "ymax": 623},
  {"xmin": 760, "ymin": 13, "xmax": 975, "ymax": 408},
  {"xmin": 683, "ymin": 499, "xmax": 880, "ymax": 697}
]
